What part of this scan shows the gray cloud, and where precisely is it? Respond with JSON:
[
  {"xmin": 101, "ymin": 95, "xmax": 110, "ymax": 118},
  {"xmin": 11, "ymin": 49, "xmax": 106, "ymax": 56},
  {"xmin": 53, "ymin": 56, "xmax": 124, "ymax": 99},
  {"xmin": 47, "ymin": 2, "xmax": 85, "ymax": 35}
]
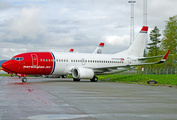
[
  {"xmin": 0, "ymin": 1, "xmax": 13, "ymax": 10},
  {"xmin": 0, "ymin": 0, "xmax": 177, "ymax": 60}
]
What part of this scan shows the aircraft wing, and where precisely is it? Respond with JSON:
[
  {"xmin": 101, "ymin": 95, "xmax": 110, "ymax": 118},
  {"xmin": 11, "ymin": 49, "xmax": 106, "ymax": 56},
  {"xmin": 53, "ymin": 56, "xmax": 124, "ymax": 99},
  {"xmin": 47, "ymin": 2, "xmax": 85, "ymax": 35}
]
[
  {"xmin": 92, "ymin": 50, "xmax": 170, "ymax": 71},
  {"xmin": 138, "ymin": 55, "xmax": 164, "ymax": 60},
  {"xmin": 138, "ymin": 51, "xmax": 172, "ymax": 61}
]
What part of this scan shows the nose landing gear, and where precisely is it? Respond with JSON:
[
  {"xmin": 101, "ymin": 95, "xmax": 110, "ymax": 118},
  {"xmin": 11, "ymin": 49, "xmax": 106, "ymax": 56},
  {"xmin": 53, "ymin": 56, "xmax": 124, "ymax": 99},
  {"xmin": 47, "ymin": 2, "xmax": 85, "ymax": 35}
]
[{"xmin": 17, "ymin": 73, "xmax": 27, "ymax": 82}]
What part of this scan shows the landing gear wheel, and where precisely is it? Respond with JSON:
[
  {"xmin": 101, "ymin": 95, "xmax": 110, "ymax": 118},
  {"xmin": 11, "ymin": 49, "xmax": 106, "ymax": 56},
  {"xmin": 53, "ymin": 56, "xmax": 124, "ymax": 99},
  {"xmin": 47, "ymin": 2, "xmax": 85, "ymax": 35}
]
[
  {"xmin": 11, "ymin": 75, "xmax": 13, "ymax": 77},
  {"xmin": 73, "ymin": 78, "xmax": 80, "ymax": 81},
  {"xmin": 62, "ymin": 75, "xmax": 66, "ymax": 78},
  {"xmin": 22, "ymin": 77, "xmax": 27, "ymax": 82},
  {"xmin": 90, "ymin": 76, "xmax": 98, "ymax": 82}
]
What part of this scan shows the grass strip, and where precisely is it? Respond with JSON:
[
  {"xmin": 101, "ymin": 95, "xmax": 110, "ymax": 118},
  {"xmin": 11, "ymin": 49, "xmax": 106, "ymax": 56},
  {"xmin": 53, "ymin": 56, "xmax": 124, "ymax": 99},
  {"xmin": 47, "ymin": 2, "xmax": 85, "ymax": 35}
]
[{"xmin": 98, "ymin": 74, "xmax": 177, "ymax": 86}]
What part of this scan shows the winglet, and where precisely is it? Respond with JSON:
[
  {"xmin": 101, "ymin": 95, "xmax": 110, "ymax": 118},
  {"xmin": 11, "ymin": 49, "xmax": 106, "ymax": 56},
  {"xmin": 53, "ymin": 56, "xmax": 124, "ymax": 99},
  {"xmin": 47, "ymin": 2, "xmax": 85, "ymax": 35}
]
[
  {"xmin": 158, "ymin": 50, "xmax": 171, "ymax": 63},
  {"xmin": 99, "ymin": 43, "xmax": 104, "ymax": 47}
]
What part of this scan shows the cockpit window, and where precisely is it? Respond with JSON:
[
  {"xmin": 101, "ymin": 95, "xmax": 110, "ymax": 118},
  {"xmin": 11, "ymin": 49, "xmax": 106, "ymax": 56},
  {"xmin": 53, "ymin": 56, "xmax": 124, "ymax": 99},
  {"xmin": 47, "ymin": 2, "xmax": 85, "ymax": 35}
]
[
  {"xmin": 20, "ymin": 58, "xmax": 23, "ymax": 60},
  {"xmin": 11, "ymin": 57, "xmax": 24, "ymax": 61},
  {"xmin": 16, "ymin": 58, "xmax": 20, "ymax": 61}
]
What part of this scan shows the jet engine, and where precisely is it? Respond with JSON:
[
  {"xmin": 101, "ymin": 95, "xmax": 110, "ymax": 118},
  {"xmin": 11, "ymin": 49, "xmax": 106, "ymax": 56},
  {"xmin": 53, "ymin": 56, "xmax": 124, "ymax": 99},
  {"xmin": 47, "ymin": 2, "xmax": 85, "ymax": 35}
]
[{"xmin": 72, "ymin": 67, "xmax": 94, "ymax": 79}]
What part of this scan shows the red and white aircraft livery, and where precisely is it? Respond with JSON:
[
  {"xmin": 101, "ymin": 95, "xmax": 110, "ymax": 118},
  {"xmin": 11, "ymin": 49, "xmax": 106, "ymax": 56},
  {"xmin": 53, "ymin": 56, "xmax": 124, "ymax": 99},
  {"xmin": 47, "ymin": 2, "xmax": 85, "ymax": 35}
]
[
  {"xmin": 69, "ymin": 49, "xmax": 74, "ymax": 52},
  {"xmin": 93, "ymin": 43, "xmax": 104, "ymax": 54},
  {"xmin": 1, "ymin": 26, "xmax": 170, "ymax": 82}
]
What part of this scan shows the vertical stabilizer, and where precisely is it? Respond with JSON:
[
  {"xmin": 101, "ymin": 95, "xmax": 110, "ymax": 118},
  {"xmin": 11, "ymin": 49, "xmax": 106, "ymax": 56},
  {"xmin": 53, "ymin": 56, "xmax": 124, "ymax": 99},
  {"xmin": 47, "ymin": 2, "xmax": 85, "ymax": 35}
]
[
  {"xmin": 69, "ymin": 49, "xmax": 74, "ymax": 52},
  {"xmin": 93, "ymin": 43, "xmax": 104, "ymax": 54},
  {"xmin": 117, "ymin": 26, "xmax": 148, "ymax": 57}
]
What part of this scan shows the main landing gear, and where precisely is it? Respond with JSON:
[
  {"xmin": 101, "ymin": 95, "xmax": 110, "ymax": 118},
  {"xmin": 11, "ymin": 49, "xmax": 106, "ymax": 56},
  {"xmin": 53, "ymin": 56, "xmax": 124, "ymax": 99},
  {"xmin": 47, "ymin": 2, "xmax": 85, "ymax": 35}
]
[
  {"xmin": 73, "ymin": 76, "xmax": 98, "ymax": 82},
  {"xmin": 22, "ymin": 77, "xmax": 27, "ymax": 82},
  {"xmin": 90, "ymin": 76, "xmax": 98, "ymax": 82},
  {"xmin": 73, "ymin": 78, "xmax": 80, "ymax": 81}
]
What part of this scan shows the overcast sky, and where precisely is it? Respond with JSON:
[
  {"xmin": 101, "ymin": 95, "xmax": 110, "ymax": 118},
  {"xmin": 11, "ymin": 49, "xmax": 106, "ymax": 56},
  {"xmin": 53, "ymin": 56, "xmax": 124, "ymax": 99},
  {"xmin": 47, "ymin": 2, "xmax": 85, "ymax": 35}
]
[{"xmin": 0, "ymin": 0, "xmax": 176, "ymax": 60}]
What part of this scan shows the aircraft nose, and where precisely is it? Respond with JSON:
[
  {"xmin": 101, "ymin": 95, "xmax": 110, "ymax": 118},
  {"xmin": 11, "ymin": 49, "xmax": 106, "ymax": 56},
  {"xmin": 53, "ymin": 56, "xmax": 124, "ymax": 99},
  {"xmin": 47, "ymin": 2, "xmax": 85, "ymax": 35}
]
[{"xmin": 1, "ymin": 60, "xmax": 11, "ymax": 70}]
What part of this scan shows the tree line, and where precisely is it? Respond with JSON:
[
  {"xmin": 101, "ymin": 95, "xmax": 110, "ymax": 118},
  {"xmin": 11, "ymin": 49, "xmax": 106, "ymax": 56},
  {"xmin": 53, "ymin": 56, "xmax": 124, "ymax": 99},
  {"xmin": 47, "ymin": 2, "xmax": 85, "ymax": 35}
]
[{"xmin": 145, "ymin": 15, "xmax": 177, "ymax": 69}]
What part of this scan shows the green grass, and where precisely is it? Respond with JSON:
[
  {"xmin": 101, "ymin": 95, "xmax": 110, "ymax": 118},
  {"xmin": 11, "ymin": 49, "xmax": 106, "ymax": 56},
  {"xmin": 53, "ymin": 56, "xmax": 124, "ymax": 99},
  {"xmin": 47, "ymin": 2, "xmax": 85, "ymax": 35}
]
[
  {"xmin": 98, "ymin": 74, "xmax": 177, "ymax": 86},
  {"xmin": 0, "ymin": 74, "xmax": 11, "ymax": 76}
]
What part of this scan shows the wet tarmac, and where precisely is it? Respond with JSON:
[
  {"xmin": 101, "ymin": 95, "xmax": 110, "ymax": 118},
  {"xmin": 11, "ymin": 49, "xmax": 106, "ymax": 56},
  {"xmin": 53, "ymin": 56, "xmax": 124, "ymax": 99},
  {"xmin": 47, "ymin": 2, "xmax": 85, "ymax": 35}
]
[{"xmin": 0, "ymin": 76, "xmax": 177, "ymax": 120}]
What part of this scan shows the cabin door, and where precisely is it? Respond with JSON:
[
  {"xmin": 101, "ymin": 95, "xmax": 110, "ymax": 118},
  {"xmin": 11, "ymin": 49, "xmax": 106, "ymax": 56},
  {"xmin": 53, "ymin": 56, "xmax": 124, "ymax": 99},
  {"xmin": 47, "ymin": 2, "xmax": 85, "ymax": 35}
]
[{"xmin": 31, "ymin": 54, "xmax": 38, "ymax": 66}]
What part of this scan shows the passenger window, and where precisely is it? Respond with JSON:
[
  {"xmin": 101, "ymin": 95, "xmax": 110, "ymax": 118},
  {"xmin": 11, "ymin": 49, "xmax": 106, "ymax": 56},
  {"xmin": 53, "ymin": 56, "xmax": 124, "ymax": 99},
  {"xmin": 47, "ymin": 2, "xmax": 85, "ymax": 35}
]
[
  {"xmin": 43, "ymin": 59, "xmax": 45, "ymax": 61},
  {"xmin": 40, "ymin": 59, "xmax": 42, "ymax": 61},
  {"xmin": 46, "ymin": 59, "xmax": 48, "ymax": 62}
]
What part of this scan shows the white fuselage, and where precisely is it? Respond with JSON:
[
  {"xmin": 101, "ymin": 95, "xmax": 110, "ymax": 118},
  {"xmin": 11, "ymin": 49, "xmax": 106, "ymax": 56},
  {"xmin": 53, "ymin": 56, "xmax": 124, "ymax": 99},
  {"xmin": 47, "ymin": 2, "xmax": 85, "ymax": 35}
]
[{"xmin": 52, "ymin": 52, "xmax": 140, "ymax": 75}]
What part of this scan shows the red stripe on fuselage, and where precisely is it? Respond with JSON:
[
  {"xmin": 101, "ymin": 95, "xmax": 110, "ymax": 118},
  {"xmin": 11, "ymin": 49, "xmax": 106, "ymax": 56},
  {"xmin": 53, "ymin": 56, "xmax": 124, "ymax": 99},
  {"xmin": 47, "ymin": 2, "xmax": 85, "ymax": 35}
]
[{"xmin": 3, "ymin": 52, "xmax": 54, "ymax": 75}]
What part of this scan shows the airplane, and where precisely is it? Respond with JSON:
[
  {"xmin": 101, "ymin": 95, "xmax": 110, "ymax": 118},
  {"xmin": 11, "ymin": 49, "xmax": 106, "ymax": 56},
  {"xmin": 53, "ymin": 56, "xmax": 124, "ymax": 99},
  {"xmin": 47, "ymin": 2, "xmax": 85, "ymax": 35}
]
[
  {"xmin": 0, "ymin": 43, "xmax": 105, "ymax": 78},
  {"xmin": 1, "ymin": 26, "xmax": 170, "ymax": 82}
]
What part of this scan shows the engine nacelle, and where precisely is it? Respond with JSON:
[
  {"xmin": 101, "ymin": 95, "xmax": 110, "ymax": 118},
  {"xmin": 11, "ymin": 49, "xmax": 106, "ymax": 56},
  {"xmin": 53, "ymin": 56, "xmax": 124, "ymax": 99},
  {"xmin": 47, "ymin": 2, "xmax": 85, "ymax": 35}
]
[{"xmin": 72, "ymin": 67, "xmax": 94, "ymax": 79}]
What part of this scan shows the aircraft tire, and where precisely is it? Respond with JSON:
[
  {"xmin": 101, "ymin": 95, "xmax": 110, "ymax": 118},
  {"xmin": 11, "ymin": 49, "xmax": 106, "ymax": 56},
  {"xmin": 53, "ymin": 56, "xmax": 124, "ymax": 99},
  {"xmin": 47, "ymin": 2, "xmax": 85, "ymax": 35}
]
[
  {"xmin": 22, "ymin": 78, "xmax": 27, "ymax": 82},
  {"xmin": 90, "ymin": 76, "xmax": 98, "ymax": 82},
  {"xmin": 73, "ymin": 78, "xmax": 80, "ymax": 81},
  {"xmin": 62, "ymin": 75, "xmax": 66, "ymax": 78}
]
